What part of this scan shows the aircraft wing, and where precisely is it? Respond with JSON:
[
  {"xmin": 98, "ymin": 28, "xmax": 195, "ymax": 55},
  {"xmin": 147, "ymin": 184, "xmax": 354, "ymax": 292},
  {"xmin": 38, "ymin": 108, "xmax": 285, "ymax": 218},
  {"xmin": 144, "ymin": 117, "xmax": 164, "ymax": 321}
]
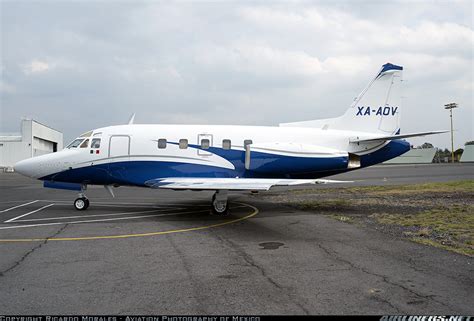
[
  {"xmin": 350, "ymin": 130, "xmax": 448, "ymax": 143},
  {"xmin": 144, "ymin": 177, "xmax": 351, "ymax": 191}
]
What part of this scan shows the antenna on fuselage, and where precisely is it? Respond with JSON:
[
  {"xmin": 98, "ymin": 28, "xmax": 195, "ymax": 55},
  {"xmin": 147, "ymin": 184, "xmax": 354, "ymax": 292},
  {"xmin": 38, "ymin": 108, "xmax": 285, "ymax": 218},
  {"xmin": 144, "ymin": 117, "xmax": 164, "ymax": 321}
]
[{"xmin": 128, "ymin": 113, "xmax": 136, "ymax": 125}]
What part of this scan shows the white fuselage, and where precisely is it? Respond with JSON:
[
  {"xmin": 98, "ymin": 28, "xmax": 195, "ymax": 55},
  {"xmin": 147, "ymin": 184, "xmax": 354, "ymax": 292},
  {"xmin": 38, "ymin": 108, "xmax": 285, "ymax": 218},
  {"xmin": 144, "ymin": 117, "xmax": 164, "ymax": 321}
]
[{"xmin": 13, "ymin": 123, "xmax": 408, "ymax": 186}]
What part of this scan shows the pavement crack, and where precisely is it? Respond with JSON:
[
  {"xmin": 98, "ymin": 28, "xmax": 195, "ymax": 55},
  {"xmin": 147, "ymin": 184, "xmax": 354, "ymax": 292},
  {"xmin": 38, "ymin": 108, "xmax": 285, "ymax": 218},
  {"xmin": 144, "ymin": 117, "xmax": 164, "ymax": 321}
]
[
  {"xmin": 371, "ymin": 293, "xmax": 403, "ymax": 313},
  {"xmin": 315, "ymin": 242, "xmax": 453, "ymax": 311},
  {"xmin": 215, "ymin": 234, "xmax": 310, "ymax": 315},
  {"xmin": 0, "ymin": 224, "xmax": 68, "ymax": 277},
  {"xmin": 166, "ymin": 235, "xmax": 207, "ymax": 314}
]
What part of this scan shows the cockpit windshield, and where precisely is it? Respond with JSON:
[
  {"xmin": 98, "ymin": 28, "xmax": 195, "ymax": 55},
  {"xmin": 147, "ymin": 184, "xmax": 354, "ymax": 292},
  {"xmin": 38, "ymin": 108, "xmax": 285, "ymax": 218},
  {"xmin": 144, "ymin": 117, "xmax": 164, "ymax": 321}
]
[
  {"xmin": 66, "ymin": 138, "xmax": 85, "ymax": 149},
  {"xmin": 79, "ymin": 131, "xmax": 93, "ymax": 138},
  {"xmin": 79, "ymin": 139, "xmax": 89, "ymax": 148}
]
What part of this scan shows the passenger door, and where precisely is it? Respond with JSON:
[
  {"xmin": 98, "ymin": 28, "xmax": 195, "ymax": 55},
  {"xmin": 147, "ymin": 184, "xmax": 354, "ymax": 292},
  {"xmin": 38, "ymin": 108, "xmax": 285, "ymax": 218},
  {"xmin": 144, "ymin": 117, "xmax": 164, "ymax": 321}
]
[
  {"xmin": 109, "ymin": 135, "xmax": 130, "ymax": 159},
  {"xmin": 107, "ymin": 135, "xmax": 131, "ymax": 182}
]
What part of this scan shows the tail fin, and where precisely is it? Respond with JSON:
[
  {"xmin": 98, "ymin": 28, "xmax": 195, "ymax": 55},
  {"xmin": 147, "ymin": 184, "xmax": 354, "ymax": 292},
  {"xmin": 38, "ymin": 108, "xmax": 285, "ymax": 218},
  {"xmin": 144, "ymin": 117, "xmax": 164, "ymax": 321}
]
[
  {"xmin": 339, "ymin": 63, "xmax": 402, "ymax": 134},
  {"xmin": 280, "ymin": 63, "xmax": 403, "ymax": 135}
]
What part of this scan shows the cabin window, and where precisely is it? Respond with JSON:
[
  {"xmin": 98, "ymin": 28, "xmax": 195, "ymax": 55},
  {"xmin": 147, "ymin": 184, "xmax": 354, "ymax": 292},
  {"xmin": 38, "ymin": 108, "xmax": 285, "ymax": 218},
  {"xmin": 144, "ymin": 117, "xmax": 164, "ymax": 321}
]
[
  {"xmin": 223, "ymin": 139, "xmax": 231, "ymax": 150},
  {"xmin": 79, "ymin": 139, "xmax": 89, "ymax": 148},
  {"xmin": 66, "ymin": 139, "xmax": 84, "ymax": 149},
  {"xmin": 201, "ymin": 139, "xmax": 210, "ymax": 149},
  {"xmin": 91, "ymin": 138, "xmax": 101, "ymax": 148},
  {"xmin": 179, "ymin": 139, "xmax": 188, "ymax": 149},
  {"xmin": 244, "ymin": 139, "xmax": 253, "ymax": 147},
  {"xmin": 158, "ymin": 139, "xmax": 167, "ymax": 149}
]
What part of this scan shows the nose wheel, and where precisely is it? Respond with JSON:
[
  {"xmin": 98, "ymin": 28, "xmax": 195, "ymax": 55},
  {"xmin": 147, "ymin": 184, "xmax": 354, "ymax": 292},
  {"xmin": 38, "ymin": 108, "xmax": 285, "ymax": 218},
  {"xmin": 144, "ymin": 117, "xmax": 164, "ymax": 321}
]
[
  {"xmin": 211, "ymin": 190, "xmax": 229, "ymax": 215},
  {"xmin": 74, "ymin": 196, "xmax": 89, "ymax": 211}
]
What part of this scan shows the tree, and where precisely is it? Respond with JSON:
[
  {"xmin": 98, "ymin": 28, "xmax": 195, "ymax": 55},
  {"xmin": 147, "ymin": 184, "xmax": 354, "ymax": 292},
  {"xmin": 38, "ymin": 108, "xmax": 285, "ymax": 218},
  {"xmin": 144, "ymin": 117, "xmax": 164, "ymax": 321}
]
[
  {"xmin": 454, "ymin": 148, "xmax": 464, "ymax": 161},
  {"xmin": 420, "ymin": 142, "xmax": 434, "ymax": 149},
  {"xmin": 434, "ymin": 148, "xmax": 453, "ymax": 163}
]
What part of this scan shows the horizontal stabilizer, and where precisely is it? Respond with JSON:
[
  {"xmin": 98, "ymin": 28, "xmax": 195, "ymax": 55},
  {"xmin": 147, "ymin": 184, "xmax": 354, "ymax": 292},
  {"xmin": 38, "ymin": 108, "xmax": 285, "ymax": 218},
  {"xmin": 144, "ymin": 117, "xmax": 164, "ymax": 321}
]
[
  {"xmin": 145, "ymin": 177, "xmax": 352, "ymax": 191},
  {"xmin": 350, "ymin": 130, "xmax": 448, "ymax": 143}
]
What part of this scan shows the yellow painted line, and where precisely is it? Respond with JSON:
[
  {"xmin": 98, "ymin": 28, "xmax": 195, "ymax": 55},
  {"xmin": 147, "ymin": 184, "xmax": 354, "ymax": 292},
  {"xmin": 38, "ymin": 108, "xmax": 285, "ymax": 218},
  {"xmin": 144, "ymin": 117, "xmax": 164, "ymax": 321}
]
[{"xmin": 0, "ymin": 202, "xmax": 259, "ymax": 242}]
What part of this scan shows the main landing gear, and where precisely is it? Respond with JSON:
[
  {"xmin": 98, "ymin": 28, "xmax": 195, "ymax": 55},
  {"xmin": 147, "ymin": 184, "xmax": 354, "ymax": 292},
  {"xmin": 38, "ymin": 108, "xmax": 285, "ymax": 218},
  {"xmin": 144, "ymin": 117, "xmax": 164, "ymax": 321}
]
[{"xmin": 211, "ymin": 190, "xmax": 229, "ymax": 216}]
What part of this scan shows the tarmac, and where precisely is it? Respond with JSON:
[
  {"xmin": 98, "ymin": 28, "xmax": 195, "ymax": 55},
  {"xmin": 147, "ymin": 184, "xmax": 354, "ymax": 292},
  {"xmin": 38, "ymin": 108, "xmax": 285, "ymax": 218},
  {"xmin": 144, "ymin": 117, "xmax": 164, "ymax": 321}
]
[{"xmin": 0, "ymin": 163, "xmax": 472, "ymax": 314}]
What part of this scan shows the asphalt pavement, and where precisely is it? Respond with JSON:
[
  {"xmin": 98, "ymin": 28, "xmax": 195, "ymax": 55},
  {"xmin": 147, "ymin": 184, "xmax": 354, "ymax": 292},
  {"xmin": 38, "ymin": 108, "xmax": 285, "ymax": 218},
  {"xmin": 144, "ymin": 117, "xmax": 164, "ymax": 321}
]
[{"xmin": 0, "ymin": 163, "xmax": 472, "ymax": 314}]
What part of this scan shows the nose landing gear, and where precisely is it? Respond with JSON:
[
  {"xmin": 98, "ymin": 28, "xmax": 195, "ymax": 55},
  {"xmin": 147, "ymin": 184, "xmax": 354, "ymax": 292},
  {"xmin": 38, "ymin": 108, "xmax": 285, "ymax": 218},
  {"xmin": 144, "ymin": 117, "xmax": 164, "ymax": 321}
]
[
  {"xmin": 74, "ymin": 194, "xmax": 89, "ymax": 211},
  {"xmin": 74, "ymin": 185, "xmax": 89, "ymax": 211},
  {"xmin": 211, "ymin": 190, "xmax": 229, "ymax": 215}
]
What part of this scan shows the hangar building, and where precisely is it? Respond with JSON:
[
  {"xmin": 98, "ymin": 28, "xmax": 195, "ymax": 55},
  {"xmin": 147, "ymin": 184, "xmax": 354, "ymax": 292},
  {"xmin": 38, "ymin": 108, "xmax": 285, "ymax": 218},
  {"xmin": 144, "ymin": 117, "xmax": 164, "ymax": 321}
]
[
  {"xmin": 383, "ymin": 147, "xmax": 436, "ymax": 164},
  {"xmin": 460, "ymin": 143, "xmax": 474, "ymax": 162},
  {"xmin": 0, "ymin": 119, "xmax": 63, "ymax": 170}
]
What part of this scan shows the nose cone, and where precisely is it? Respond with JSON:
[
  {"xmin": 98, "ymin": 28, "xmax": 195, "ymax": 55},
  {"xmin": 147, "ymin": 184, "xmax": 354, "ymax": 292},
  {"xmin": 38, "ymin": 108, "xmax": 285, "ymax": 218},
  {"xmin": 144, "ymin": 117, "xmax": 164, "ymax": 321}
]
[{"xmin": 14, "ymin": 158, "xmax": 40, "ymax": 178}]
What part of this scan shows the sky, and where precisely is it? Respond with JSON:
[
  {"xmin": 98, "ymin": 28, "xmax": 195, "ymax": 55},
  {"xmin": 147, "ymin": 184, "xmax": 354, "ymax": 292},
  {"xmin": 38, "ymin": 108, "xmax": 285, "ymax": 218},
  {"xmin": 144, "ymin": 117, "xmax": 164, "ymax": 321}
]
[{"xmin": 1, "ymin": 0, "xmax": 473, "ymax": 149}]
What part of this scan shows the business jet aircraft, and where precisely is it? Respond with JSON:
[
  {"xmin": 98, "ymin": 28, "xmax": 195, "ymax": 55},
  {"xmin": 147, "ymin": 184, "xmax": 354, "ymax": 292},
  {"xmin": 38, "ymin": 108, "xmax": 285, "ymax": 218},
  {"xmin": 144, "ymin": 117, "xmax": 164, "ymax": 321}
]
[{"xmin": 14, "ymin": 63, "xmax": 445, "ymax": 215}]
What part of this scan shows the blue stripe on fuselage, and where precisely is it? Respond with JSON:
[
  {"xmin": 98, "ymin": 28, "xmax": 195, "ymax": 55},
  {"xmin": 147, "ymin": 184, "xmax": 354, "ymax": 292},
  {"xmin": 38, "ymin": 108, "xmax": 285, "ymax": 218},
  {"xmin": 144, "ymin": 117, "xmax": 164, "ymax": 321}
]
[
  {"xmin": 289, "ymin": 139, "xmax": 410, "ymax": 179},
  {"xmin": 360, "ymin": 139, "xmax": 410, "ymax": 167},
  {"xmin": 39, "ymin": 140, "xmax": 409, "ymax": 186},
  {"xmin": 202, "ymin": 145, "xmax": 348, "ymax": 175}
]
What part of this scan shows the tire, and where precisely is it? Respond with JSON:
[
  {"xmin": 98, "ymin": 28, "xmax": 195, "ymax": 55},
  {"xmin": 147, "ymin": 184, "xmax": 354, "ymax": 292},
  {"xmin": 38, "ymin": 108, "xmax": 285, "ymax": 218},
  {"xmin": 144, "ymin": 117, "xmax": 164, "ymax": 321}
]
[
  {"xmin": 212, "ymin": 198, "xmax": 228, "ymax": 216},
  {"xmin": 74, "ymin": 197, "xmax": 89, "ymax": 211}
]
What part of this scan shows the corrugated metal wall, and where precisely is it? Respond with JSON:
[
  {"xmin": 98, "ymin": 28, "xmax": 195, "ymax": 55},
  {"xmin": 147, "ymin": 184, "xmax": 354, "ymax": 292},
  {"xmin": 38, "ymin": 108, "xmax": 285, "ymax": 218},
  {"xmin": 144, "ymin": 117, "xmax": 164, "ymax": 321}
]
[
  {"xmin": 460, "ymin": 145, "xmax": 474, "ymax": 162},
  {"xmin": 383, "ymin": 148, "xmax": 436, "ymax": 164}
]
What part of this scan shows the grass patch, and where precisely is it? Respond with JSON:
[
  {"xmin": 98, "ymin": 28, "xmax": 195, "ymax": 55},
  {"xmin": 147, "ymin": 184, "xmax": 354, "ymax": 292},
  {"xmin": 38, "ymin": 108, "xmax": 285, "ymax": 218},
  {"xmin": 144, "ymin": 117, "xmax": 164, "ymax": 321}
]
[
  {"xmin": 347, "ymin": 180, "xmax": 474, "ymax": 195},
  {"xmin": 371, "ymin": 205, "xmax": 474, "ymax": 256},
  {"xmin": 411, "ymin": 238, "xmax": 472, "ymax": 257},
  {"xmin": 287, "ymin": 180, "xmax": 474, "ymax": 196},
  {"xmin": 292, "ymin": 199, "xmax": 351, "ymax": 211}
]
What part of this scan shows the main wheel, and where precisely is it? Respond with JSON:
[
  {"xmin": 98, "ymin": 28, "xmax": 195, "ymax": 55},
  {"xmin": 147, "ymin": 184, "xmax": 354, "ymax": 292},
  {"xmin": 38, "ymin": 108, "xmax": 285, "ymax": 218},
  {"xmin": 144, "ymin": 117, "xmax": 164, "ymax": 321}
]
[
  {"xmin": 74, "ymin": 197, "xmax": 89, "ymax": 211},
  {"xmin": 212, "ymin": 194, "xmax": 228, "ymax": 216}
]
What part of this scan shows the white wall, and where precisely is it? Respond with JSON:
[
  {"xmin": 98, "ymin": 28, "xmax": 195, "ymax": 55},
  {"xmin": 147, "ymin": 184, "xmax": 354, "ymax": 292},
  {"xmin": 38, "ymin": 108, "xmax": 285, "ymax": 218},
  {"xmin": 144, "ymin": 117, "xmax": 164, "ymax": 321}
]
[
  {"xmin": 0, "ymin": 119, "xmax": 63, "ymax": 168},
  {"xmin": 31, "ymin": 120, "xmax": 63, "ymax": 150},
  {"xmin": 460, "ymin": 145, "xmax": 474, "ymax": 162},
  {"xmin": 33, "ymin": 137, "xmax": 54, "ymax": 156},
  {"xmin": 0, "ymin": 141, "xmax": 31, "ymax": 168},
  {"xmin": 383, "ymin": 148, "xmax": 436, "ymax": 164}
]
